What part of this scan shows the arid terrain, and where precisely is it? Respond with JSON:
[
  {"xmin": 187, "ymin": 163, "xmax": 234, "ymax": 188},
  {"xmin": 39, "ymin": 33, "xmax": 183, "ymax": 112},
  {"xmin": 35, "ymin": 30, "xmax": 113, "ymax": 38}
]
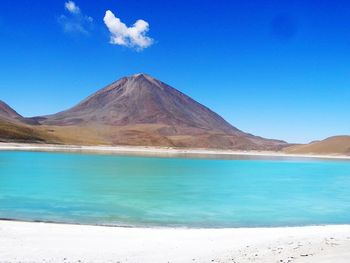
[
  {"xmin": 284, "ymin": 136, "xmax": 350, "ymax": 155},
  {"xmin": 0, "ymin": 74, "xmax": 287, "ymax": 150},
  {"xmin": 1, "ymin": 74, "xmax": 349, "ymax": 155}
]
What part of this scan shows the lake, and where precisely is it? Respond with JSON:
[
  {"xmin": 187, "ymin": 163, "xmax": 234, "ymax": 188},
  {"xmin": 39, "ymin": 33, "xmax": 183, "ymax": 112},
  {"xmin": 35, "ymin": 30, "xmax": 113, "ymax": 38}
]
[{"xmin": 0, "ymin": 151, "xmax": 350, "ymax": 227}]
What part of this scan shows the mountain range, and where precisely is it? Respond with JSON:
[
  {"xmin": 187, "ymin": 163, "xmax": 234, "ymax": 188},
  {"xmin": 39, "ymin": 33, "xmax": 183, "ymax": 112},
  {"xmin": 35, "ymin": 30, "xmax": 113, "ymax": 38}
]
[{"xmin": 0, "ymin": 73, "xmax": 348, "ymax": 154}]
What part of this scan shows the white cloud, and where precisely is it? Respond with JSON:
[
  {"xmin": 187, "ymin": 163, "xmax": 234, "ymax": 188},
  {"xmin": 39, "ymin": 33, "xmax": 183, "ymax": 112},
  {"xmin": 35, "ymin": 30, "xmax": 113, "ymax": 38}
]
[
  {"xmin": 103, "ymin": 10, "xmax": 153, "ymax": 50},
  {"xmin": 65, "ymin": 1, "xmax": 80, "ymax": 14},
  {"xmin": 59, "ymin": 1, "xmax": 93, "ymax": 34}
]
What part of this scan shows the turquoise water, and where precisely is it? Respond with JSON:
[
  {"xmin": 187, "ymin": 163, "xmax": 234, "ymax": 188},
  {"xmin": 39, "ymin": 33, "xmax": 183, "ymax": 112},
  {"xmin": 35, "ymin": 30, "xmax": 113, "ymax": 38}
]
[{"xmin": 0, "ymin": 151, "xmax": 350, "ymax": 227}]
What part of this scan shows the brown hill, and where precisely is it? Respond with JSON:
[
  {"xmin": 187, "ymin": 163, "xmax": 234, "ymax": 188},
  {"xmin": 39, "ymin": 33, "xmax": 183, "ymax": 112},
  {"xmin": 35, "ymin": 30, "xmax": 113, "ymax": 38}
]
[
  {"xmin": 36, "ymin": 73, "xmax": 287, "ymax": 150},
  {"xmin": 0, "ymin": 100, "xmax": 39, "ymax": 125},
  {"xmin": 0, "ymin": 119, "xmax": 58, "ymax": 143},
  {"xmin": 0, "ymin": 101, "xmax": 58, "ymax": 143},
  {"xmin": 284, "ymin": 136, "xmax": 350, "ymax": 155}
]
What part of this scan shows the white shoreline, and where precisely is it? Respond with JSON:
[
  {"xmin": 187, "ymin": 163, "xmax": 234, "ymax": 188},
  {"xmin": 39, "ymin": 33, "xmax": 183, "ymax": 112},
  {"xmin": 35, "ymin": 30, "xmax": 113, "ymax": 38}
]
[
  {"xmin": 0, "ymin": 142, "xmax": 349, "ymax": 160},
  {"xmin": 0, "ymin": 220, "xmax": 349, "ymax": 262}
]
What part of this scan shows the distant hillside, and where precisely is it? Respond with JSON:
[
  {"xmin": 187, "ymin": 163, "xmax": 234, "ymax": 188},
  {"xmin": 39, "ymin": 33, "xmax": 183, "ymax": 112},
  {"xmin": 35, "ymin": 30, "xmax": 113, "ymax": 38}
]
[
  {"xmin": 0, "ymin": 100, "xmax": 23, "ymax": 121},
  {"xmin": 0, "ymin": 100, "xmax": 38, "ymax": 125},
  {"xmin": 0, "ymin": 119, "xmax": 58, "ymax": 143},
  {"xmin": 284, "ymin": 136, "xmax": 350, "ymax": 155},
  {"xmin": 0, "ymin": 101, "xmax": 58, "ymax": 143}
]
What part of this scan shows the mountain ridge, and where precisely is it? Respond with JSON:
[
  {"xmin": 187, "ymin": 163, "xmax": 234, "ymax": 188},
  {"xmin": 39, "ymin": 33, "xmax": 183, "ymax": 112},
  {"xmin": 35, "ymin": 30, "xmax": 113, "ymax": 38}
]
[
  {"xmin": 0, "ymin": 100, "xmax": 39, "ymax": 125},
  {"xmin": 0, "ymin": 101, "xmax": 57, "ymax": 143},
  {"xmin": 0, "ymin": 100, "xmax": 23, "ymax": 121},
  {"xmin": 1, "ymin": 73, "xmax": 288, "ymax": 150}
]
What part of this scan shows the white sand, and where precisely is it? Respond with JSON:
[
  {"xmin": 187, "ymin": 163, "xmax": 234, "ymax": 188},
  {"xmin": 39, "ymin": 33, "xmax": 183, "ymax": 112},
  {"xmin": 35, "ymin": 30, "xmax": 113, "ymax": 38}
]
[
  {"xmin": 0, "ymin": 142, "xmax": 349, "ymax": 160},
  {"xmin": 0, "ymin": 221, "xmax": 349, "ymax": 263}
]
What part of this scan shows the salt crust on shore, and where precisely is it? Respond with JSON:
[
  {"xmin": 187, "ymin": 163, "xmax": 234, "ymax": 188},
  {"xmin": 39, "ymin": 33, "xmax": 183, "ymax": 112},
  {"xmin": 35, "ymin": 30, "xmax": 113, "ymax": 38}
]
[
  {"xmin": 0, "ymin": 221, "xmax": 349, "ymax": 263},
  {"xmin": 0, "ymin": 143, "xmax": 349, "ymax": 160}
]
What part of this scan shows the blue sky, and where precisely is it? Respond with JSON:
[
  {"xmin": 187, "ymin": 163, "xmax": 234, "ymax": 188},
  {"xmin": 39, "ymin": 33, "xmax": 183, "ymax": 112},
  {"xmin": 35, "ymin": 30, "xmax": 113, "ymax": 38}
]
[{"xmin": 0, "ymin": 0, "xmax": 349, "ymax": 143}]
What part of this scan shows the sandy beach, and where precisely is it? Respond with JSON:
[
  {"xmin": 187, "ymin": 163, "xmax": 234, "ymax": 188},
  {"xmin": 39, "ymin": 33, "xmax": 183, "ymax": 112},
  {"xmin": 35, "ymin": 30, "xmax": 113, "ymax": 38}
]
[
  {"xmin": 0, "ymin": 220, "xmax": 349, "ymax": 263},
  {"xmin": 0, "ymin": 142, "xmax": 349, "ymax": 160}
]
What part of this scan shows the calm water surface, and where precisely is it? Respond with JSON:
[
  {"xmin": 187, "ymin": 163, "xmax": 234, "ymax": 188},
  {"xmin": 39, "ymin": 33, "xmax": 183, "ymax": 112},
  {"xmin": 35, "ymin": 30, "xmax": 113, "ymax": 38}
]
[{"xmin": 0, "ymin": 151, "xmax": 350, "ymax": 227}]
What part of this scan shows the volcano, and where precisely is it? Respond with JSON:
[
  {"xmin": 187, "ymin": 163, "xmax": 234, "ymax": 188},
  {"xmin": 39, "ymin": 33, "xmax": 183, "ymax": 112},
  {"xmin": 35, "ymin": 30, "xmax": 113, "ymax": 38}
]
[{"xmin": 35, "ymin": 73, "xmax": 286, "ymax": 150}]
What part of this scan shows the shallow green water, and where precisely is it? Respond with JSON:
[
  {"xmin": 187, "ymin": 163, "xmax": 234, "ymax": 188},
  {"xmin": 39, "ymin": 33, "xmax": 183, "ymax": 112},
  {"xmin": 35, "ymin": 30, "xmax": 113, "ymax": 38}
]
[{"xmin": 0, "ymin": 151, "xmax": 350, "ymax": 227}]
